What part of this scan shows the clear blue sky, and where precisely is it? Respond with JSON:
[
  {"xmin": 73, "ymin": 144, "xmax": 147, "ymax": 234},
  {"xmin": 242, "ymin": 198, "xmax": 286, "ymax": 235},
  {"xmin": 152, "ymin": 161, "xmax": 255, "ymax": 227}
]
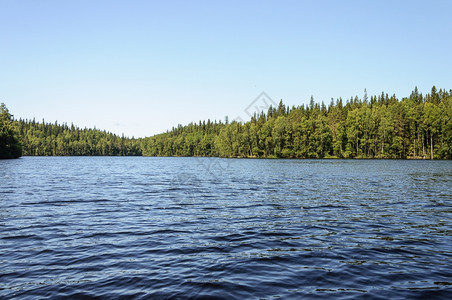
[{"xmin": 1, "ymin": 0, "xmax": 451, "ymax": 137}]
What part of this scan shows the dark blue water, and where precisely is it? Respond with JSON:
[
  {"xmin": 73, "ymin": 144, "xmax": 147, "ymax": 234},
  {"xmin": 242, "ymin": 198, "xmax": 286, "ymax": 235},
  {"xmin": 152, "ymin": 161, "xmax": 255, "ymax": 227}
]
[{"xmin": 1, "ymin": 157, "xmax": 451, "ymax": 299}]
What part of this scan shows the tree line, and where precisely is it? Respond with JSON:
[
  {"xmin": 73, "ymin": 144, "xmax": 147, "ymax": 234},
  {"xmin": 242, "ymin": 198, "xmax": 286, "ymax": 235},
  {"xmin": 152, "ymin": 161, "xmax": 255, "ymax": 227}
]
[
  {"xmin": 141, "ymin": 86, "xmax": 451, "ymax": 159},
  {"xmin": 1, "ymin": 85, "xmax": 451, "ymax": 159},
  {"xmin": 15, "ymin": 119, "xmax": 142, "ymax": 156}
]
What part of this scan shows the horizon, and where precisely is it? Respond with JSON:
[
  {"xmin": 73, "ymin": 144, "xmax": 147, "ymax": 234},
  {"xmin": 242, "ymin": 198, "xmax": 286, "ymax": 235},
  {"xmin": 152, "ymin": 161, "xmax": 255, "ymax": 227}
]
[{"xmin": 2, "ymin": 0, "xmax": 452, "ymax": 138}]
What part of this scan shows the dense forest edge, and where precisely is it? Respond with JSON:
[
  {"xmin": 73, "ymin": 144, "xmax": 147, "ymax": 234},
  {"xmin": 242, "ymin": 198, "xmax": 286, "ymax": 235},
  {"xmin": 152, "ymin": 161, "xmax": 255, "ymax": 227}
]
[
  {"xmin": 0, "ymin": 103, "xmax": 22, "ymax": 158},
  {"xmin": 1, "ymin": 86, "xmax": 451, "ymax": 159}
]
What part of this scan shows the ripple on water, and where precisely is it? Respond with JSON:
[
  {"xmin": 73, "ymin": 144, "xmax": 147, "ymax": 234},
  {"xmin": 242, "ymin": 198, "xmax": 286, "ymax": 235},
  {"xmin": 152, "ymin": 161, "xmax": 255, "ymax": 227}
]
[{"xmin": 0, "ymin": 157, "xmax": 451, "ymax": 299}]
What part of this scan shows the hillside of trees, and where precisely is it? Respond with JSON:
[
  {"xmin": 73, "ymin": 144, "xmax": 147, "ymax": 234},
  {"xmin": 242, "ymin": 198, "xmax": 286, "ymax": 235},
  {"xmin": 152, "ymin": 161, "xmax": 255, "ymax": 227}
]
[
  {"xmin": 141, "ymin": 86, "xmax": 452, "ymax": 159},
  {"xmin": 15, "ymin": 119, "xmax": 142, "ymax": 156},
  {"xmin": 0, "ymin": 103, "xmax": 22, "ymax": 159},
  {"xmin": 2, "ymin": 86, "xmax": 451, "ymax": 159}
]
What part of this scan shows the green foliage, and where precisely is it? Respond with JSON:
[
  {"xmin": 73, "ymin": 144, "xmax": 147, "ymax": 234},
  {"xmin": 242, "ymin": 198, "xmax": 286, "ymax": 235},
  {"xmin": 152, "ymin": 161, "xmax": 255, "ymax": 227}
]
[
  {"xmin": 0, "ymin": 103, "xmax": 22, "ymax": 159},
  {"xmin": 8, "ymin": 86, "xmax": 452, "ymax": 159},
  {"xmin": 141, "ymin": 86, "xmax": 452, "ymax": 159},
  {"xmin": 15, "ymin": 119, "xmax": 141, "ymax": 156},
  {"xmin": 141, "ymin": 120, "xmax": 223, "ymax": 157}
]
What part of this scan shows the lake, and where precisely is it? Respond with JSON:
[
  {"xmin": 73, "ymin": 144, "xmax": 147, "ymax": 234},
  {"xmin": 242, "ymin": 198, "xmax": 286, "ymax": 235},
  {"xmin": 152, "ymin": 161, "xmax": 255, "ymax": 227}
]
[{"xmin": 1, "ymin": 157, "xmax": 451, "ymax": 299}]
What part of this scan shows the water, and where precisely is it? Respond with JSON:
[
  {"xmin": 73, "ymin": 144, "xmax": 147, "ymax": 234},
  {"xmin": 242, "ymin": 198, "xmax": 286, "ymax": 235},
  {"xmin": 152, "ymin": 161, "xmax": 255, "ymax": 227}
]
[{"xmin": 1, "ymin": 157, "xmax": 451, "ymax": 299}]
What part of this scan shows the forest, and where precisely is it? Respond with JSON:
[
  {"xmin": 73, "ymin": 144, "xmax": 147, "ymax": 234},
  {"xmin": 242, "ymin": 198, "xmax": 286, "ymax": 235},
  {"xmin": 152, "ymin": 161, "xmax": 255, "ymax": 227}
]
[
  {"xmin": 1, "ymin": 86, "xmax": 451, "ymax": 159},
  {"xmin": 15, "ymin": 119, "xmax": 142, "ymax": 156},
  {"xmin": 141, "ymin": 86, "xmax": 451, "ymax": 159}
]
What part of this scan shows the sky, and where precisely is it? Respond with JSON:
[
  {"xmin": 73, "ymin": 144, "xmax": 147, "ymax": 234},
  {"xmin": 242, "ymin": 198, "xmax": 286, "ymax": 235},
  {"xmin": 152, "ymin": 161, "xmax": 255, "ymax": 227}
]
[{"xmin": 1, "ymin": 0, "xmax": 451, "ymax": 137}]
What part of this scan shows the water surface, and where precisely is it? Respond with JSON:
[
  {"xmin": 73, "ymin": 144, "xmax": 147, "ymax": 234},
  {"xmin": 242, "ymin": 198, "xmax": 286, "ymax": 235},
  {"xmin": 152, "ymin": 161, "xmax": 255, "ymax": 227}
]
[{"xmin": 1, "ymin": 157, "xmax": 451, "ymax": 299}]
